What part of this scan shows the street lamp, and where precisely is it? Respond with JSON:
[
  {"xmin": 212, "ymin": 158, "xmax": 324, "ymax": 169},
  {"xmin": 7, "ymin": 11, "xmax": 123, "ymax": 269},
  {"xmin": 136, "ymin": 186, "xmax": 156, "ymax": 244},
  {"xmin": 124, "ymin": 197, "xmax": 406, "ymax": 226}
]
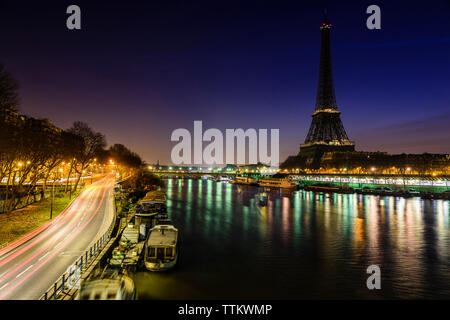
[
  {"xmin": 50, "ymin": 170, "xmax": 58, "ymax": 220},
  {"xmin": 370, "ymin": 167, "xmax": 376, "ymax": 185},
  {"xmin": 50, "ymin": 169, "xmax": 64, "ymax": 219}
]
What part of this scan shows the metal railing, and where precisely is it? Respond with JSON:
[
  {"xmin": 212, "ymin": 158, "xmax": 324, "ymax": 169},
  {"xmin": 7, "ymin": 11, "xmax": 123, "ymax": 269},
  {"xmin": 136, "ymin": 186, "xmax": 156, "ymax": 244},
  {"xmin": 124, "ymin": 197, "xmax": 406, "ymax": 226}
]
[{"xmin": 40, "ymin": 194, "xmax": 118, "ymax": 300}]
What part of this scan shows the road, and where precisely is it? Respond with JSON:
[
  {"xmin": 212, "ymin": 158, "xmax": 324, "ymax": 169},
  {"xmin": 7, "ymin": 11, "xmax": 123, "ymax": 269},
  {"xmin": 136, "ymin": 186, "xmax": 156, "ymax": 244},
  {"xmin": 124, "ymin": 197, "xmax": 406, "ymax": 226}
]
[{"xmin": 0, "ymin": 175, "xmax": 115, "ymax": 300}]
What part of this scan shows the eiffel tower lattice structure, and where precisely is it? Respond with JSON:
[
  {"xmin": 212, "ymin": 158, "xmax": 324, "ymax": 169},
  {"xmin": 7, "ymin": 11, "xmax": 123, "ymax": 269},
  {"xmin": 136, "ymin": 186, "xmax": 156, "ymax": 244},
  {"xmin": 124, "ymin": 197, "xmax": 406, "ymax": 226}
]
[{"xmin": 299, "ymin": 11, "xmax": 355, "ymax": 167}]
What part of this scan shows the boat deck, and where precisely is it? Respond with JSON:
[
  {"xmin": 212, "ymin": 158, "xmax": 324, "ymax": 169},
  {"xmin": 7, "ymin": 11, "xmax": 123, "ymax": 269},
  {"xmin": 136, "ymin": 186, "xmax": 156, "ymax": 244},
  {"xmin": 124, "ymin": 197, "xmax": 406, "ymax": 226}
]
[{"xmin": 148, "ymin": 226, "xmax": 177, "ymax": 246}]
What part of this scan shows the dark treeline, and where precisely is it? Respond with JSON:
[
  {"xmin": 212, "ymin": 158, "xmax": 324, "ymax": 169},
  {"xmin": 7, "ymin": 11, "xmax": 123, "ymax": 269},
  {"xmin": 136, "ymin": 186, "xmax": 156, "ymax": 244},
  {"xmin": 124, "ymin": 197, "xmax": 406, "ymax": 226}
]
[
  {"xmin": 0, "ymin": 64, "xmax": 144, "ymax": 213},
  {"xmin": 282, "ymin": 151, "xmax": 450, "ymax": 175}
]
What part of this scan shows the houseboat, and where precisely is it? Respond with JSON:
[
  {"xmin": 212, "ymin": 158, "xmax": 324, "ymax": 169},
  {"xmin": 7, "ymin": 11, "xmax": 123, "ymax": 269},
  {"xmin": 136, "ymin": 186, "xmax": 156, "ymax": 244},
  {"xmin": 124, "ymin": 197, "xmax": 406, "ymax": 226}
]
[
  {"xmin": 258, "ymin": 178, "xmax": 298, "ymax": 189},
  {"xmin": 144, "ymin": 224, "xmax": 179, "ymax": 271},
  {"xmin": 234, "ymin": 176, "xmax": 258, "ymax": 185},
  {"xmin": 76, "ymin": 268, "xmax": 136, "ymax": 300},
  {"xmin": 215, "ymin": 176, "xmax": 232, "ymax": 182},
  {"xmin": 304, "ymin": 184, "xmax": 354, "ymax": 194},
  {"xmin": 134, "ymin": 190, "xmax": 168, "ymax": 237}
]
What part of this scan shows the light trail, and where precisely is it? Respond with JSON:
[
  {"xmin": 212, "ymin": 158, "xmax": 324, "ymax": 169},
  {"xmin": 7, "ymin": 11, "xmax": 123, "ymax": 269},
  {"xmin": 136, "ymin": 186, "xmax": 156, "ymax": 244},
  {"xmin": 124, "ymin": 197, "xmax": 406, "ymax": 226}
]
[
  {"xmin": 0, "ymin": 185, "xmax": 99, "ymax": 269},
  {"xmin": 0, "ymin": 184, "xmax": 96, "ymax": 259},
  {"xmin": 0, "ymin": 175, "xmax": 115, "ymax": 300},
  {"xmin": 0, "ymin": 186, "xmax": 101, "ymax": 283},
  {"xmin": 15, "ymin": 265, "xmax": 33, "ymax": 279},
  {"xmin": 0, "ymin": 181, "xmax": 110, "ymax": 299}
]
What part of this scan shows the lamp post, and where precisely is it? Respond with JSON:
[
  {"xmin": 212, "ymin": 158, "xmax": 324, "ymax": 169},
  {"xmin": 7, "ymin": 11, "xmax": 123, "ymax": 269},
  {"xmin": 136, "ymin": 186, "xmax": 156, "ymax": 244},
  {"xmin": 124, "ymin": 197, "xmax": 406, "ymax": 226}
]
[
  {"xmin": 431, "ymin": 172, "xmax": 437, "ymax": 187},
  {"xmin": 50, "ymin": 171, "xmax": 55, "ymax": 220},
  {"xmin": 17, "ymin": 162, "xmax": 23, "ymax": 180},
  {"xmin": 404, "ymin": 167, "xmax": 411, "ymax": 189},
  {"xmin": 50, "ymin": 169, "xmax": 63, "ymax": 219},
  {"xmin": 370, "ymin": 167, "xmax": 376, "ymax": 186}
]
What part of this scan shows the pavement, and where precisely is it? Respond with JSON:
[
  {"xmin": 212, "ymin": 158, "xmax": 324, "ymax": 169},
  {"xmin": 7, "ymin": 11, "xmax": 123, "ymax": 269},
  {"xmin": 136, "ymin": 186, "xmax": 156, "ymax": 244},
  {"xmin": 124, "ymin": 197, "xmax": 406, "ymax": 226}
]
[{"xmin": 0, "ymin": 175, "xmax": 115, "ymax": 300}]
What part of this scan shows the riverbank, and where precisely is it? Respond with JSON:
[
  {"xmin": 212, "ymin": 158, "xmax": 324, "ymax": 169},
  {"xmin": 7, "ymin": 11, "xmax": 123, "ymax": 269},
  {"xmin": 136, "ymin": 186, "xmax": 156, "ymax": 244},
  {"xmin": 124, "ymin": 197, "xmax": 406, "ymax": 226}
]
[
  {"xmin": 0, "ymin": 190, "xmax": 80, "ymax": 246},
  {"xmin": 299, "ymin": 181, "xmax": 450, "ymax": 199}
]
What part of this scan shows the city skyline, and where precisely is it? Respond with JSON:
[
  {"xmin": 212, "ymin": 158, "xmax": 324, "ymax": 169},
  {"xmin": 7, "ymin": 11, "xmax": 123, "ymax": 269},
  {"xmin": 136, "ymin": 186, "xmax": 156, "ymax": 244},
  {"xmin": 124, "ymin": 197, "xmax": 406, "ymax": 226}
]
[
  {"xmin": 1, "ymin": 0, "xmax": 449, "ymax": 164},
  {"xmin": 1, "ymin": 1, "xmax": 450, "ymax": 304}
]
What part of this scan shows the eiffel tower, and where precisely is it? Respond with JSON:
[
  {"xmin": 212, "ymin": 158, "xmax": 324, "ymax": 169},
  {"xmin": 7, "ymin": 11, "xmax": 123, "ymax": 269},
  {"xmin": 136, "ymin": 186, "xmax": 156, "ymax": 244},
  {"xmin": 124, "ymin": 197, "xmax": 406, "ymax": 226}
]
[{"xmin": 299, "ymin": 10, "xmax": 355, "ymax": 167}]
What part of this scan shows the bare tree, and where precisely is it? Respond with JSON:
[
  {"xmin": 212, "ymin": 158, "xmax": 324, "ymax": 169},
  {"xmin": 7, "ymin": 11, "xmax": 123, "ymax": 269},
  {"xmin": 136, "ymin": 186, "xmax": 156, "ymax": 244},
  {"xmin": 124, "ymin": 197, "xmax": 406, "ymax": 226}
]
[
  {"xmin": 0, "ymin": 64, "xmax": 19, "ymax": 112},
  {"xmin": 67, "ymin": 121, "xmax": 106, "ymax": 191}
]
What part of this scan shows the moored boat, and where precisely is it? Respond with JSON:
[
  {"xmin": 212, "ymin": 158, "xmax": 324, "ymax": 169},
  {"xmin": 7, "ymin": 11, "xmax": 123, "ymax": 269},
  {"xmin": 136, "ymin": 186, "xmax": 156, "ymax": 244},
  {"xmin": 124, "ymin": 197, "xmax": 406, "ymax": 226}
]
[
  {"xmin": 76, "ymin": 268, "xmax": 136, "ymax": 300},
  {"xmin": 304, "ymin": 184, "xmax": 354, "ymax": 194},
  {"xmin": 144, "ymin": 224, "xmax": 179, "ymax": 271},
  {"xmin": 234, "ymin": 176, "xmax": 258, "ymax": 186},
  {"xmin": 258, "ymin": 178, "xmax": 298, "ymax": 189}
]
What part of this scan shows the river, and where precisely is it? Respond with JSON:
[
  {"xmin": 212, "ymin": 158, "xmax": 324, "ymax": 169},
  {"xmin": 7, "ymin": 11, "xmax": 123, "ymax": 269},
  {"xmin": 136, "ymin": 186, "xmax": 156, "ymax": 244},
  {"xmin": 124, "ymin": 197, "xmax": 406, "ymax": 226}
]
[{"xmin": 132, "ymin": 178, "xmax": 450, "ymax": 299}]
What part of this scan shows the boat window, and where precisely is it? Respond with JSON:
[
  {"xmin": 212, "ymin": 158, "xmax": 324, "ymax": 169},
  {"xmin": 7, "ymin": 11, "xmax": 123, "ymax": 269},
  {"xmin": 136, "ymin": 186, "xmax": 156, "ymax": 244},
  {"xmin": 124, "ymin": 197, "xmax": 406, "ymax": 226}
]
[
  {"xmin": 107, "ymin": 292, "xmax": 116, "ymax": 300},
  {"xmin": 157, "ymin": 247, "xmax": 165, "ymax": 259},
  {"xmin": 94, "ymin": 292, "xmax": 101, "ymax": 300},
  {"xmin": 148, "ymin": 247, "xmax": 156, "ymax": 257},
  {"xmin": 166, "ymin": 247, "xmax": 173, "ymax": 257}
]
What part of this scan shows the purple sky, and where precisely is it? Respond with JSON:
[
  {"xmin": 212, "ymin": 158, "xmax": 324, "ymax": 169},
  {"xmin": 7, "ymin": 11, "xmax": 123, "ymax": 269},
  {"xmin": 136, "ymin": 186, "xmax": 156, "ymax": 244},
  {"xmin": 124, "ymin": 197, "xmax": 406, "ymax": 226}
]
[{"xmin": 1, "ymin": 0, "xmax": 449, "ymax": 164}]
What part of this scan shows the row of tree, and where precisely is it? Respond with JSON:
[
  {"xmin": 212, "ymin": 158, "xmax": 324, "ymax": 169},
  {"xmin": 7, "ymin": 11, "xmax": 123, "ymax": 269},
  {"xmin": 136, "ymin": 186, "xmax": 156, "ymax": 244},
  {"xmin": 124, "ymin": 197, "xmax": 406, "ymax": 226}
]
[
  {"xmin": 0, "ymin": 64, "xmax": 144, "ymax": 213},
  {"xmin": 319, "ymin": 151, "xmax": 450, "ymax": 175},
  {"xmin": 281, "ymin": 151, "xmax": 450, "ymax": 175}
]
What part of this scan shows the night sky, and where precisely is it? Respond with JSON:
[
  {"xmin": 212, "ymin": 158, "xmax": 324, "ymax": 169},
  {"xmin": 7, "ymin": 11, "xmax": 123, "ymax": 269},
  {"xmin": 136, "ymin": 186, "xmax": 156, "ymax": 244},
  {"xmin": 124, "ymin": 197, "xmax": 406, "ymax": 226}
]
[{"xmin": 1, "ymin": 0, "xmax": 449, "ymax": 164}]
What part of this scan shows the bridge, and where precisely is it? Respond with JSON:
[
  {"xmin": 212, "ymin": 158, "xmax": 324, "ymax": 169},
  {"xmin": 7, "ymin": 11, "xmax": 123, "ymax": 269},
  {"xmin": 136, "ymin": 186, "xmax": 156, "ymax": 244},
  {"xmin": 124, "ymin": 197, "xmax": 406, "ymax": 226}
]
[{"xmin": 148, "ymin": 169, "xmax": 449, "ymax": 191}]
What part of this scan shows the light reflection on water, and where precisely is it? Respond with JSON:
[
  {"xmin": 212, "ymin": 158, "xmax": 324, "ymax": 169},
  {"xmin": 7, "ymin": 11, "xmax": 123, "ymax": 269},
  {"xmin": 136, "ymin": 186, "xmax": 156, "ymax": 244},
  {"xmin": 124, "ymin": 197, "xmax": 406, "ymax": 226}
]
[{"xmin": 132, "ymin": 179, "xmax": 450, "ymax": 299}]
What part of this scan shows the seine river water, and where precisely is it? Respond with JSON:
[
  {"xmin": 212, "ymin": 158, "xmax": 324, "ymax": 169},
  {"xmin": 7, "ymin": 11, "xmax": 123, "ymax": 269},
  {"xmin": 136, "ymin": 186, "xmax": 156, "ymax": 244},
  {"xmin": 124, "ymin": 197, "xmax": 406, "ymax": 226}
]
[{"xmin": 132, "ymin": 178, "xmax": 450, "ymax": 299}]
